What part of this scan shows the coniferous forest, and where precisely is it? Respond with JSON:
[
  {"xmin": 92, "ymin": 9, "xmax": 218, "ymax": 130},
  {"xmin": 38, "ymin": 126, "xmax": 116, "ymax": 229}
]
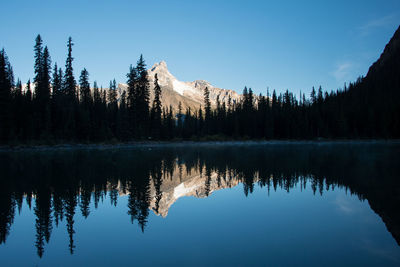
[{"xmin": 0, "ymin": 28, "xmax": 399, "ymax": 144}]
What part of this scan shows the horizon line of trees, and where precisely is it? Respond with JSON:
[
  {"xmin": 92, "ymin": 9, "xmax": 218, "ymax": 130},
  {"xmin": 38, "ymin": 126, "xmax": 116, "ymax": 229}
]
[{"xmin": 0, "ymin": 35, "xmax": 398, "ymax": 144}]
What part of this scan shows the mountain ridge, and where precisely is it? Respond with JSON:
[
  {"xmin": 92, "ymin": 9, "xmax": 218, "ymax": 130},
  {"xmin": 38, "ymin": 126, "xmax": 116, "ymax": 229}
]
[
  {"xmin": 366, "ymin": 25, "xmax": 400, "ymax": 77},
  {"xmin": 119, "ymin": 60, "xmax": 242, "ymax": 113}
]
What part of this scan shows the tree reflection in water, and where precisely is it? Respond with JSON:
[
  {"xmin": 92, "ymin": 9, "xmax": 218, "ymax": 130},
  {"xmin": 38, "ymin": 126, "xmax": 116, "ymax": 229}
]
[{"xmin": 0, "ymin": 143, "xmax": 399, "ymax": 257}]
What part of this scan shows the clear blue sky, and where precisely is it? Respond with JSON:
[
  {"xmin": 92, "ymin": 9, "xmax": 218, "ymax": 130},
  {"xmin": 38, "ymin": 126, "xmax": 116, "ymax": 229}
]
[{"xmin": 1, "ymin": 0, "xmax": 399, "ymax": 96}]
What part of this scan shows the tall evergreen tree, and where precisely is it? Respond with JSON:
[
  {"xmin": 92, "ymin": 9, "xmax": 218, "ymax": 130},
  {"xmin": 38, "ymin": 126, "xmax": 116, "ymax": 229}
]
[
  {"xmin": 51, "ymin": 64, "xmax": 62, "ymax": 138},
  {"xmin": 92, "ymin": 81, "xmax": 105, "ymax": 140},
  {"xmin": 52, "ymin": 63, "xmax": 62, "ymax": 96},
  {"xmin": 117, "ymin": 90, "xmax": 129, "ymax": 140},
  {"xmin": 107, "ymin": 79, "xmax": 118, "ymax": 136},
  {"xmin": 93, "ymin": 81, "xmax": 100, "ymax": 103},
  {"xmin": 204, "ymin": 87, "xmax": 211, "ymax": 134},
  {"xmin": 126, "ymin": 64, "xmax": 137, "ymax": 135},
  {"xmin": 62, "ymin": 37, "xmax": 77, "ymax": 139},
  {"xmin": 310, "ymin": 86, "xmax": 316, "ymax": 104},
  {"xmin": 134, "ymin": 55, "xmax": 150, "ymax": 138},
  {"xmin": 26, "ymin": 79, "xmax": 32, "ymax": 102},
  {"xmin": 79, "ymin": 68, "xmax": 91, "ymax": 107},
  {"xmin": 108, "ymin": 79, "xmax": 117, "ymax": 105},
  {"xmin": 317, "ymin": 86, "xmax": 323, "ymax": 104},
  {"xmin": 33, "ymin": 35, "xmax": 43, "ymax": 93},
  {"xmin": 41, "ymin": 46, "xmax": 51, "ymax": 102},
  {"xmin": 77, "ymin": 68, "xmax": 92, "ymax": 140},
  {"xmin": 40, "ymin": 46, "xmax": 52, "ymax": 136},
  {"xmin": 0, "ymin": 49, "xmax": 13, "ymax": 142},
  {"xmin": 177, "ymin": 101, "xmax": 183, "ymax": 137},
  {"xmin": 151, "ymin": 73, "xmax": 162, "ymax": 138},
  {"xmin": 12, "ymin": 79, "xmax": 23, "ymax": 138},
  {"xmin": 64, "ymin": 37, "xmax": 76, "ymax": 101},
  {"xmin": 24, "ymin": 79, "xmax": 33, "ymax": 140}
]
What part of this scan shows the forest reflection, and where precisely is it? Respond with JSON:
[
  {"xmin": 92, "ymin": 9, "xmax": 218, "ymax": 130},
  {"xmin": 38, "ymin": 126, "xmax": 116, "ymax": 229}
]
[{"xmin": 0, "ymin": 143, "xmax": 399, "ymax": 257}]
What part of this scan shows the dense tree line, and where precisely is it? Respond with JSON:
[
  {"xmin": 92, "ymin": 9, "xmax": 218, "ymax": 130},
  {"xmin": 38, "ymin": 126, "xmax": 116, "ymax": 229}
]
[
  {"xmin": 0, "ymin": 35, "xmax": 171, "ymax": 143},
  {"xmin": 0, "ymin": 30, "xmax": 399, "ymax": 144}
]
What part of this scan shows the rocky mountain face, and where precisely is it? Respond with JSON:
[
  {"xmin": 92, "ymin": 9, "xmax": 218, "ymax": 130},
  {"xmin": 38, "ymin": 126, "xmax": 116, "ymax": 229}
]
[
  {"xmin": 119, "ymin": 61, "xmax": 241, "ymax": 113},
  {"xmin": 111, "ymin": 164, "xmax": 242, "ymax": 218},
  {"xmin": 23, "ymin": 61, "xmax": 242, "ymax": 113},
  {"xmin": 147, "ymin": 164, "xmax": 241, "ymax": 217}
]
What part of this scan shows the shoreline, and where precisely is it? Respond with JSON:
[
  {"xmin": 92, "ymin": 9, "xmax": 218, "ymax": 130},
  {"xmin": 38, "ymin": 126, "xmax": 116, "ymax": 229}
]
[{"xmin": 1, "ymin": 139, "xmax": 399, "ymax": 152}]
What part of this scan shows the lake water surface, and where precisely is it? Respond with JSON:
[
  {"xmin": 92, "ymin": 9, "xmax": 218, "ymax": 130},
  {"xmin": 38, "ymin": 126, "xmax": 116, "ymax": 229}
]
[{"xmin": 0, "ymin": 142, "xmax": 399, "ymax": 266}]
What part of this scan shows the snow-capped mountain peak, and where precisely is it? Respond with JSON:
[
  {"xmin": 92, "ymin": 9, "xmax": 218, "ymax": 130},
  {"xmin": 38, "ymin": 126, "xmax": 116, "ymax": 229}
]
[{"xmin": 146, "ymin": 61, "xmax": 241, "ymax": 110}]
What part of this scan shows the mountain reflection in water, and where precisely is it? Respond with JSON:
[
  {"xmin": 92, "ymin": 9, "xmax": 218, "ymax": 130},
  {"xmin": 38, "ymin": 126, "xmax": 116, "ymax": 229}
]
[{"xmin": 0, "ymin": 143, "xmax": 399, "ymax": 261}]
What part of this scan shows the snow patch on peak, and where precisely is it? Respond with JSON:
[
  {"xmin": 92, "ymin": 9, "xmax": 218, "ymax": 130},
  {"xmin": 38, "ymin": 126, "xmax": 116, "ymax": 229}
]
[
  {"xmin": 146, "ymin": 60, "xmax": 241, "ymax": 106},
  {"xmin": 173, "ymin": 182, "xmax": 199, "ymax": 199},
  {"xmin": 172, "ymin": 79, "xmax": 197, "ymax": 95}
]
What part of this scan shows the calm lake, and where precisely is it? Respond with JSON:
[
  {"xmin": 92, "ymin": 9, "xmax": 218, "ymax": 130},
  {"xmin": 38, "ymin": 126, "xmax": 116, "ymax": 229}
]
[{"xmin": 0, "ymin": 142, "xmax": 399, "ymax": 266}]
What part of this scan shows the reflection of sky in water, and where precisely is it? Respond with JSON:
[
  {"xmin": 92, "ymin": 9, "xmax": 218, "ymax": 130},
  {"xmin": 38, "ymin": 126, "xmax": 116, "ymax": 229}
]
[
  {"xmin": 1, "ymin": 179, "xmax": 399, "ymax": 266},
  {"xmin": 1, "ymin": 143, "xmax": 399, "ymax": 266},
  {"xmin": 334, "ymin": 194, "xmax": 355, "ymax": 214}
]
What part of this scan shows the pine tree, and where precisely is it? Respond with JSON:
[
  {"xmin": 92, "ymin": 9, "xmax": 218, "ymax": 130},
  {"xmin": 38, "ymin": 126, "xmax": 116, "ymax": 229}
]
[
  {"xmin": 134, "ymin": 55, "xmax": 150, "ymax": 138},
  {"xmin": 23, "ymin": 79, "xmax": 34, "ymax": 140},
  {"xmin": 127, "ymin": 55, "xmax": 150, "ymax": 138},
  {"xmin": 41, "ymin": 46, "xmax": 51, "ymax": 102},
  {"xmin": 64, "ymin": 37, "xmax": 76, "ymax": 101},
  {"xmin": 52, "ymin": 63, "xmax": 62, "ymax": 96},
  {"xmin": 92, "ymin": 81, "xmax": 102, "ymax": 140},
  {"xmin": 77, "ymin": 68, "xmax": 92, "ymax": 140},
  {"xmin": 26, "ymin": 79, "xmax": 32, "ymax": 102},
  {"xmin": 310, "ymin": 87, "xmax": 316, "ymax": 104},
  {"xmin": 177, "ymin": 101, "xmax": 183, "ymax": 137},
  {"xmin": 93, "ymin": 81, "xmax": 99, "ymax": 101},
  {"xmin": 167, "ymin": 105, "xmax": 174, "ymax": 139},
  {"xmin": 151, "ymin": 73, "xmax": 162, "ymax": 138},
  {"xmin": 33, "ymin": 35, "xmax": 43, "ymax": 93},
  {"xmin": 6, "ymin": 61, "xmax": 14, "ymax": 89},
  {"xmin": 117, "ymin": 90, "xmax": 129, "ymax": 140},
  {"xmin": 317, "ymin": 86, "xmax": 323, "ymax": 104},
  {"xmin": 126, "ymin": 64, "xmax": 137, "ymax": 135},
  {"xmin": 108, "ymin": 79, "xmax": 117, "ymax": 105},
  {"xmin": 0, "ymin": 49, "xmax": 13, "ymax": 142},
  {"xmin": 107, "ymin": 79, "xmax": 118, "ymax": 136},
  {"xmin": 58, "ymin": 68, "xmax": 63, "ymax": 91},
  {"xmin": 198, "ymin": 105, "xmax": 204, "ymax": 136},
  {"xmin": 33, "ymin": 35, "xmax": 45, "ymax": 137},
  {"xmin": 127, "ymin": 64, "xmax": 137, "ymax": 110},
  {"xmin": 40, "ymin": 46, "xmax": 52, "ymax": 137},
  {"xmin": 51, "ymin": 65, "xmax": 62, "ymax": 138},
  {"xmin": 62, "ymin": 37, "xmax": 77, "ymax": 139},
  {"xmin": 243, "ymin": 87, "xmax": 254, "ymax": 112},
  {"xmin": 204, "ymin": 87, "xmax": 211, "ymax": 134},
  {"xmin": 10, "ymin": 79, "xmax": 22, "ymax": 140},
  {"xmin": 79, "ymin": 68, "xmax": 91, "ymax": 107}
]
